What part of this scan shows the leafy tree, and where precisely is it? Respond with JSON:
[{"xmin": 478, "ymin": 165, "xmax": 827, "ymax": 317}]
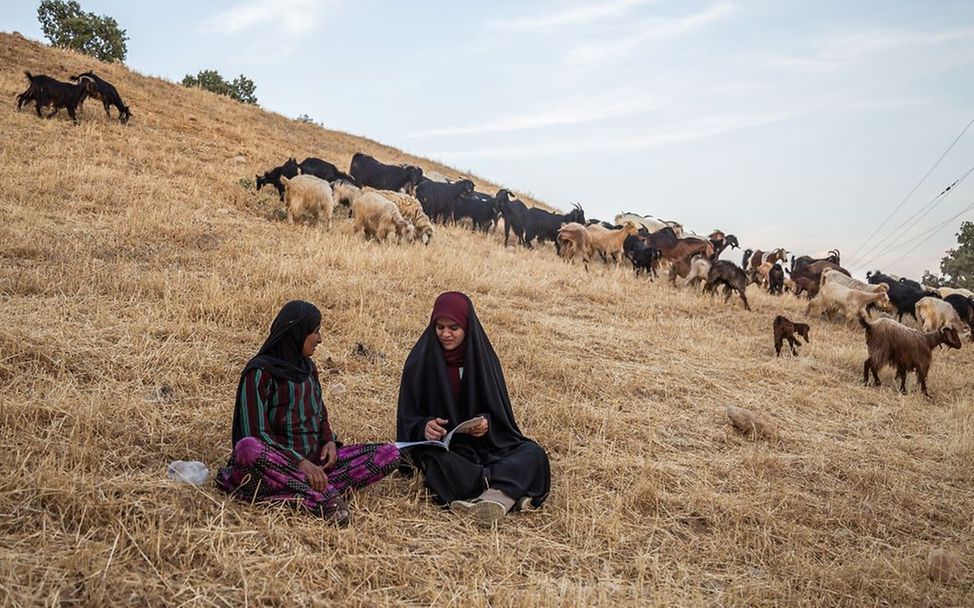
[
  {"xmin": 923, "ymin": 221, "xmax": 974, "ymax": 288},
  {"xmin": 37, "ymin": 0, "xmax": 128, "ymax": 63},
  {"xmin": 181, "ymin": 70, "xmax": 258, "ymax": 105}
]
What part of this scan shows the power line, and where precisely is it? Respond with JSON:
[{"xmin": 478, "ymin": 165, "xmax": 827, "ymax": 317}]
[
  {"xmin": 881, "ymin": 199, "xmax": 974, "ymax": 271},
  {"xmin": 848, "ymin": 118, "xmax": 973, "ymax": 266},
  {"xmin": 854, "ymin": 165, "xmax": 974, "ymax": 269}
]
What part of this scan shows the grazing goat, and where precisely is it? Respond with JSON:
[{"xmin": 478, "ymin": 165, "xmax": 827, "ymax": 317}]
[
  {"xmin": 623, "ymin": 235, "xmax": 660, "ymax": 278},
  {"xmin": 351, "ymin": 192, "xmax": 416, "ymax": 243},
  {"xmin": 704, "ymin": 261, "xmax": 750, "ymax": 310},
  {"xmin": 773, "ymin": 315, "xmax": 810, "ymax": 356},
  {"xmin": 256, "ymin": 158, "xmax": 299, "ymax": 201},
  {"xmin": 496, "ymin": 189, "xmax": 527, "ymax": 247},
  {"xmin": 349, "ymin": 153, "xmax": 424, "ymax": 194},
  {"xmin": 69, "ymin": 71, "xmax": 130, "ymax": 123},
  {"xmin": 768, "ymin": 263, "xmax": 785, "ymax": 295},
  {"xmin": 943, "ymin": 294, "xmax": 974, "ymax": 342},
  {"xmin": 820, "ymin": 267, "xmax": 888, "ymax": 294},
  {"xmin": 454, "ymin": 190, "xmax": 500, "ymax": 233},
  {"xmin": 679, "ymin": 255, "xmax": 712, "ymax": 289},
  {"xmin": 523, "ymin": 204, "xmax": 586, "ymax": 252},
  {"xmin": 807, "ymin": 281, "xmax": 891, "ymax": 323},
  {"xmin": 279, "ymin": 175, "xmax": 335, "ymax": 227},
  {"xmin": 17, "ymin": 72, "xmax": 93, "ymax": 122},
  {"xmin": 299, "ymin": 157, "xmax": 357, "ymax": 185},
  {"xmin": 708, "ymin": 231, "xmax": 739, "ymax": 260},
  {"xmin": 860, "ymin": 315, "xmax": 961, "ymax": 396},
  {"xmin": 866, "ymin": 270, "xmax": 937, "ymax": 322},
  {"xmin": 416, "ymin": 179, "xmax": 475, "ymax": 224},
  {"xmin": 556, "ymin": 222, "xmax": 594, "ymax": 269},
  {"xmin": 334, "ymin": 182, "xmax": 434, "ymax": 244},
  {"xmin": 586, "ymin": 222, "xmax": 639, "ymax": 264},
  {"xmin": 916, "ymin": 297, "xmax": 967, "ymax": 337},
  {"xmin": 791, "ymin": 275, "xmax": 820, "ymax": 299}
]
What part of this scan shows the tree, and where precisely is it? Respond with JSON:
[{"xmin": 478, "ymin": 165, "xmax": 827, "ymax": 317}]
[
  {"xmin": 37, "ymin": 0, "xmax": 128, "ymax": 63},
  {"xmin": 923, "ymin": 221, "xmax": 974, "ymax": 288},
  {"xmin": 295, "ymin": 114, "xmax": 321, "ymax": 126},
  {"xmin": 181, "ymin": 70, "xmax": 258, "ymax": 105}
]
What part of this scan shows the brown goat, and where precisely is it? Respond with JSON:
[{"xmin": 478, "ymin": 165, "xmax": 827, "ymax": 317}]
[
  {"xmin": 860, "ymin": 315, "xmax": 962, "ymax": 396},
  {"xmin": 773, "ymin": 315, "xmax": 810, "ymax": 356}
]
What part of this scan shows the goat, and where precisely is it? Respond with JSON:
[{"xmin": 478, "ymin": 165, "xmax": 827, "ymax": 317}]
[
  {"xmin": 623, "ymin": 235, "xmax": 661, "ymax": 278},
  {"xmin": 69, "ymin": 71, "xmax": 131, "ymax": 123},
  {"xmin": 679, "ymin": 255, "xmax": 712, "ymax": 289},
  {"xmin": 351, "ymin": 192, "xmax": 416, "ymax": 243},
  {"xmin": 334, "ymin": 182, "xmax": 433, "ymax": 244},
  {"xmin": 523, "ymin": 204, "xmax": 586, "ymax": 252},
  {"xmin": 943, "ymin": 294, "xmax": 974, "ymax": 342},
  {"xmin": 279, "ymin": 175, "xmax": 335, "ymax": 227},
  {"xmin": 17, "ymin": 71, "xmax": 93, "ymax": 122},
  {"xmin": 586, "ymin": 222, "xmax": 640, "ymax": 264},
  {"xmin": 808, "ymin": 281, "xmax": 891, "ymax": 324},
  {"xmin": 916, "ymin": 297, "xmax": 967, "ymax": 337},
  {"xmin": 556, "ymin": 222, "xmax": 594, "ymax": 269},
  {"xmin": 704, "ymin": 261, "xmax": 750, "ymax": 310},
  {"xmin": 768, "ymin": 263, "xmax": 785, "ymax": 295},
  {"xmin": 496, "ymin": 189, "xmax": 527, "ymax": 247},
  {"xmin": 256, "ymin": 158, "xmax": 299, "ymax": 201},
  {"xmin": 773, "ymin": 315, "xmax": 810, "ymax": 356},
  {"xmin": 866, "ymin": 270, "xmax": 938, "ymax": 322},
  {"xmin": 860, "ymin": 315, "xmax": 961, "ymax": 396}
]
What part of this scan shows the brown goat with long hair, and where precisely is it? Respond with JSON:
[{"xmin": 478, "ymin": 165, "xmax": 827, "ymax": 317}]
[
  {"xmin": 773, "ymin": 315, "xmax": 810, "ymax": 356},
  {"xmin": 860, "ymin": 314, "xmax": 962, "ymax": 396}
]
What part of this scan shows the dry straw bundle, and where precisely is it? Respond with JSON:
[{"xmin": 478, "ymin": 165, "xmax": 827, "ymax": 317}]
[{"xmin": 0, "ymin": 33, "xmax": 971, "ymax": 606}]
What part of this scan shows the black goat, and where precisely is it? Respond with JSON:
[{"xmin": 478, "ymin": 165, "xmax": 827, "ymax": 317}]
[
  {"xmin": 256, "ymin": 158, "xmax": 299, "ymax": 201},
  {"xmin": 416, "ymin": 179, "xmax": 475, "ymax": 224},
  {"xmin": 624, "ymin": 235, "xmax": 661, "ymax": 279},
  {"xmin": 866, "ymin": 271, "xmax": 938, "ymax": 322},
  {"xmin": 768, "ymin": 262, "xmax": 785, "ymax": 295},
  {"xmin": 17, "ymin": 71, "xmax": 93, "ymax": 122},
  {"xmin": 69, "ymin": 71, "xmax": 130, "ymax": 123},
  {"xmin": 704, "ymin": 261, "xmax": 750, "ymax": 310},
  {"xmin": 350, "ymin": 153, "xmax": 423, "ymax": 194},
  {"xmin": 944, "ymin": 294, "xmax": 974, "ymax": 342},
  {"xmin": 496, "ymin": 189, "xmax": 527, "ymax": 247},
  {"xmin": 298, "ymin": 157, "xmax": 357, "ymax": 185},
  {"xmin": 454, "ymin": 190, "xmax": 499, "ymax": 233},
  {"xmin": 523, "ymin": 204, "xmax": 586, "ymax": 252}
]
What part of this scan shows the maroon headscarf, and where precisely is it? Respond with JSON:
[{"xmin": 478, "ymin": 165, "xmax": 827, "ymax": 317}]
[{"xmin": 430, "ymin": 292, "xmax": 470, "ymax": 398}]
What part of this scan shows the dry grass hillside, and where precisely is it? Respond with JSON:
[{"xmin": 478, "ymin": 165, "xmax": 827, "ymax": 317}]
[{"xmin": 1, "ymin": 33, "xmax": 972, "ymax": 606}]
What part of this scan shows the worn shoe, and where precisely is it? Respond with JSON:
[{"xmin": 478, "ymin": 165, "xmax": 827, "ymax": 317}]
[{"xmin": 450, "ymin": 499, "xmax": 507, "ymax": 525}]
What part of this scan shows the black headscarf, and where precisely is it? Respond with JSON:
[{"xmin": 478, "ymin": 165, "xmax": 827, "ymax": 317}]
[
  {"xmin": 397, "ymin": 292, "xmax": 527, "ymax": 451},
  {"xmin": 231, "ymin": 300, "xmax": 321, "ymax": 446},
  {"xmin": 244, "ymin": 300, "xmax": 321, "ymax": 382}
]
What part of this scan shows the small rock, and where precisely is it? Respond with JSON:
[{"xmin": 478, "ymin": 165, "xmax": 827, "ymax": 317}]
[
  {"xmin": 353, "ymin": 342, "xmax": 385, "ymax": 360},
  {"xmin": 232, "ymin": 155, "xmax": 246, "ymax": 163},
  {"xmin": 328, "ymin": 383, "xmax": 346, "ymax": 397},
  {"xmin": 926, "ymin": 548, "xmax": 962, "ymax": 582},
  {"xmin": 726, "ymin": 405, "xmax": 777, "ymax": 439}
]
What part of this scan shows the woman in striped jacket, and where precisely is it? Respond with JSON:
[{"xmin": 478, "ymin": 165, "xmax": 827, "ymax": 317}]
[{"xmin": 216, "ymin": 300, "xmax": 400, "ymax": 525}]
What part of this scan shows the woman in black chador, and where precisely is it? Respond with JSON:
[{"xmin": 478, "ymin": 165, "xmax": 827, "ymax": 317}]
[{"xmin": 397, "ymin": 291, "xmax": 550, "ymax": 523}]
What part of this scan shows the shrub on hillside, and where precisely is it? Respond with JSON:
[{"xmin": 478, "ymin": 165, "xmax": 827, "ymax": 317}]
[
  {"xmin": 37, "ymin": 0, "xmax": 128, "ymax": 63},
  {"xmin": 181, "ymin": 70, "xmax": 258, "ymax": 105}
]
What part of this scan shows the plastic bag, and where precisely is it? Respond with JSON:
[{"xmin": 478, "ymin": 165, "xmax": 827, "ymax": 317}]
[{"xmin": 167, "ymin": 460, "xmax": 209, "ymax": 486}]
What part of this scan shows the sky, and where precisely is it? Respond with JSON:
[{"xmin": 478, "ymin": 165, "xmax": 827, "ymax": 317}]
[{"xmin": 5, "ymin": 0, "xmax": 974, "ymax": 279}]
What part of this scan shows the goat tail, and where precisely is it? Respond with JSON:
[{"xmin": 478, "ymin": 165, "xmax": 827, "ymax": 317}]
[{"xmin": 24, "ymin": 71, "xmax": 33, "ymax": 81}]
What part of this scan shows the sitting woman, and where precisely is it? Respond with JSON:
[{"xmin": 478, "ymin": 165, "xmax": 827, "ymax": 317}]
[
  {"xmin": 217, "ymin": 300, "xmax": 400, "ymax": 525},
  {"xmin": 397, "ymin": 291, "xmax": 550, "ymax": 523}
]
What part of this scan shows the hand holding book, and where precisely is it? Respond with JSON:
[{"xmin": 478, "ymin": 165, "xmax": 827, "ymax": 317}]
[{"xmin": 397, "ymin": 415, "xmax": 488, "ymax": 451}]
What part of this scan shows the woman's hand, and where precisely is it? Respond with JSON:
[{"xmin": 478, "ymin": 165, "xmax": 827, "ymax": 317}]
[
  {"xmin": 298, "ymin": 458, "xmax": 328, "ymax": 492},
  {"xmin": 465, "ymin": 417, "xmax": 488, "ymax": 437},
  {"xmin": 425, "ymin": 418, "xmax": 449, "ymax": 441},
  {"xmin": 319, "ymin": 441, "xmax": 338, "ymax": 471}
]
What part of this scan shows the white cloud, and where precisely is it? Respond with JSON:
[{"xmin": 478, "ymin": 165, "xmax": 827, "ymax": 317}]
[
  {"xmin": 204, "ymin": 0, "xmax": 334, "ymax": 35},
  {"xmin": 490, "ymin": 0, "xmax": 656, "ymax": 30},
  {"xmin": 407, "ymin": 98, "xmax": 652, "ymax": 138},
  {"xmin": 565, "ymin": 2, "xmax": 737, "ymax": 65}
]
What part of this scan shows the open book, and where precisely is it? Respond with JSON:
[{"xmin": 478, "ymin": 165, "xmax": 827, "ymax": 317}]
[{"xmin": 394, "ymin": 415, "xmax": 486, "ymax": 450}]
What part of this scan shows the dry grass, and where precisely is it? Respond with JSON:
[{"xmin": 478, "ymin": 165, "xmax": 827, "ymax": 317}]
[{"xmin": 1, "ymin": 33, "xmax": 972, "ymax": 606}]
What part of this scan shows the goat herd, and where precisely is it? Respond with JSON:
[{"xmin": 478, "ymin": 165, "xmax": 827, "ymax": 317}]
[
  {"xmin": 11, "ymin": 64, "xmax": 971, "ymax": 398},
  {"xmin": 255, "ymin": 152, "xmax": 974, "ymax": 397}
]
